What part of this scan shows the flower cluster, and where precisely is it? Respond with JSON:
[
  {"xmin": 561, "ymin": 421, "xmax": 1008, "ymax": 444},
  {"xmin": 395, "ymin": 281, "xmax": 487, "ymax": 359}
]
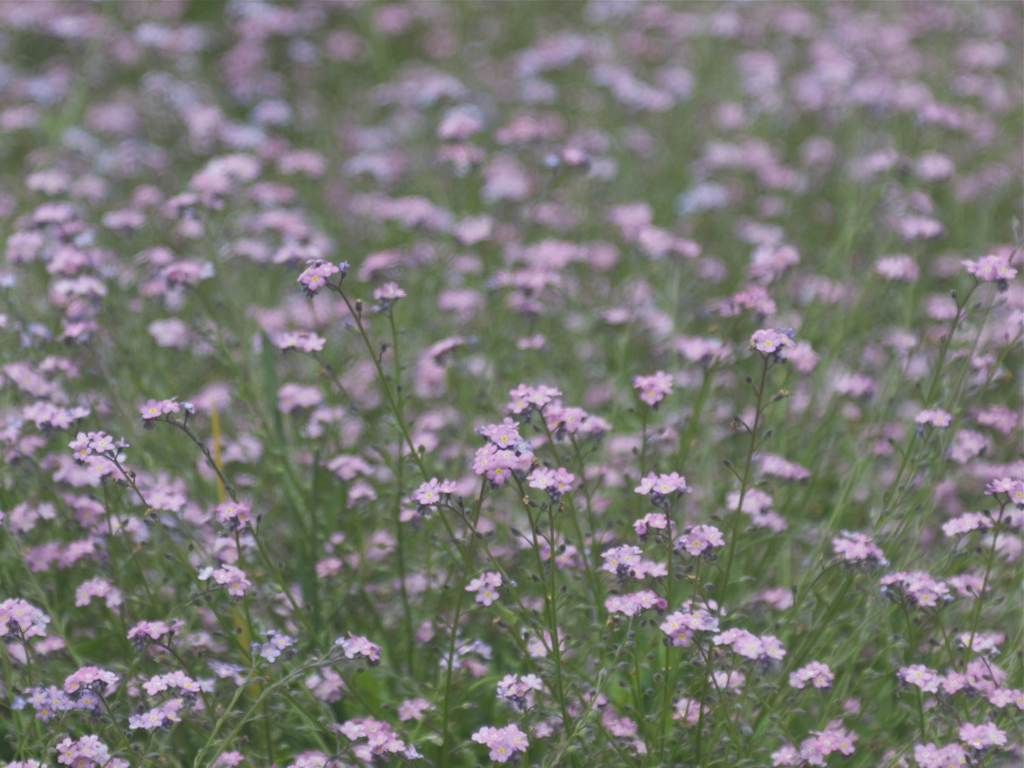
[
  {"xmin": 601, "ymin": 545, "xmax": 665, "ymax": 581},
  {"xmin": 126, "ymin": 619, "xmax": 181, "ymax": 650},
  {"xmin": 472, "ymin": 442, "xmax": 532, "ymax": 486},
  {"xmin": 728, "ymin": 488, "xmax": 786, "ymax": 532},
  {"xmin": 915, "ymin": 409, "xmax": 952, "ymax": 429},
  {"xmin": 635, "ymin": 471, "xmax": 692, "ymax": 509},
  {"xmin": 880, "ymin": 571, "xmax": 952, "ymax": 608},
  {"xmin": 633, "ymin": 512, "xmax": 670, "ymax": 539},
  {"xmin": 961, "ymin": 253, "xmax": 1017, "ymax": 286},
  {"xmin": 898, "ymin": 658, "xmax": 1018, "ymax": 706},
  {"xmin": 75, "ymin": 578, "xmax": 123, "ymax": 610},
  {"xmin": 544, "ymin": 404, "xmax": 611, "ymax": 442},
  {"xmin": 659, "ymin": 602, "xmax": 721, "ymax": 647},
  {"xmin": 254, "ymin": 630, "xmax": 296, "ymax": 662},
  {"xmin": 750, "ymin": 328, "xmax": 794, "ymax": 359},
  {"xmin": 947, "ymin": 429, "xmax": 988, "ymax": 463},
  {"xmin": 18, "ymin": 685, "xmax": 73, "ymax": 720},
  {"xmin": 54, "ymin": 736, "xmax": 128, "ymax": 768},
  {"xmin": 789, "ymin": 662, "xmax": 834, "ymax": 690},
  {"xmin": 899, "ymin": 664, "xmax": 942, "ymax": 693},
  {"xmin": 398, "ymin": 697, "xmax": 432, "ymax": 721},
  {"xmin": 912, "ymin": 726, "xmax": 1009, "ymax": 766},
  {"xmin": 874, "ymin": 254, "xmax": 919, "ymax": 281},
  {"xmin": 506, "ymin": 383, "xmax": 562, "ymax": 416},
  {"xmin": 63, "ymin": 666, "xmax": 119, "ymax": 696},
  {"xmin": 758, "ymin": 453, "xmax": 811, "ymax": 481},
  {"xmin": 68, "ymin": 431, "xmax": 126, "ymax": 462},
  {"xmin": 527, "ymin": 466, "xmax": 575, "ymax": 499},
  {"xmin": 771, "ymin": 720, "xmax": 856, "ymax": 766},
  {"xmin": 140, "ymin": 397, "xmax": 183, "ymax": 421},
  {"xmin": 214, "ymin": 500, "xmax": 252, "ymax": 531},
  {"xmin": 0, "ymin": 598, "xmax": 50, "ymax": 639},
  {"xmin": 336, "ymin": 633, "xmax": 382, "ymax": 665},
  {"xmin": 297, "ymin": 259, "xmax": 344, "ymax": 296},
  {"xmin": 832, "ymin": 531, "xmax": 888, "ymax": 567},
  {"xmin": 954, "ymin": 631, "xmax": 1004, "ymax": 655},
  {"xmin": 913, "ymin": 742, "xmax": 968, "ymax": 768},
  {"xmin": 467, "ymin": 572, "xmax": 503, "ymax": 606},
  {"xmin": 411, "ymin": 477, "xmax": 457, "ymax": 510},
  {"xmin": 712, "ymin": 628, "xmax": 786, "ymax": 662},
  {"xmin": 604, "ymin": 590, "xmax": 668, "ymax": 617},
  {"xmin": 959, "ymin": 721, "xmax": 1008, "ymax": 750},
  {"xmin": 142, "ymin": 670, "xmax": 207, "ymax": 698},
  {"xmin": 496, "ymin": 673, "xmax": 542, "ymax": 709},
  {"xmin": 335, "ymin": 718, "xmax": 421, "ymax": 761},
  {"xmin": 277, "ymin": 331, "xmax": 326, "ymax": 352},
  {"xmin": 198, "ymin": 565, "xmax": 251, "ymax": 597},
  {"xmin": 674, "ymin": 698, "xmax": 701, "ymax": 724},
  {"xmin": 471, "ymin": 724, "xmax": 529, "ymax": 763},
  {"xmin": 478, "ymin": 418, "xmax": 522, "ymax": 448},
  {"xmin": 675, "ymin": 525, "xmax": 725, "ymax": 557},
  {"xmin": 941, "ymin": 511, "xmax": 994, "ymax": 537},
  {"xmin": 985, "ymin": 477, "xmax": 1024, "ymax": 505},
  {"xmin": 632, "ymin": 370, "xmax": 673, "ymax": 405},
  {"xmin": 372, "ymin": 281, "xmax": 406, "ymax": 311}
]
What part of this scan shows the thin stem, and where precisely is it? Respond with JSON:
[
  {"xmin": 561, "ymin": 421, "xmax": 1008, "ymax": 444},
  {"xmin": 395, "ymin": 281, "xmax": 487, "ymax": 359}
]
[
  {"xmin": 717, "ymin": 354, "xmax": 772, "ymax": 606},
  {"xmin": 963, "ymin": 501, "xmax": 1007, "ymax": 667},
  {"xmin": 440, "ymin": 479, "xmax": 487, "ymax": 768}
]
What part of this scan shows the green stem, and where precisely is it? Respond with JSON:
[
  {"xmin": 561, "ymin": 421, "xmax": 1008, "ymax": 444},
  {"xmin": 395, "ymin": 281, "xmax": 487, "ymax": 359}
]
[
  {"xmin": 718, "ymin": 354, "xmax": 772, "ymax": 606},
  {"xmin": 963, "ymin": 501, "xmax": 1007, "ymax": 667},
  {"xmin": 440, "ymin": 479, "xmax": 487, "ymax": 768},
  {"xmin": 674, "ymin": 363, "xmax": 716, "ymax": 468}
]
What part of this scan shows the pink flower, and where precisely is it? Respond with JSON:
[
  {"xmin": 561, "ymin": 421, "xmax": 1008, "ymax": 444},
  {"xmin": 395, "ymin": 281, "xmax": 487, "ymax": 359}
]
[
  {"xmin": 962, "ymin": 254, "xmax": 1017, "ymax": 282},
  {"xmin": 140, "ymin": 399, "xmax": 164, "ymax": 420},
  {"xmin": 471, "ymin": 724, "xmax": 529, "ymax": 762},
  {"xmin": 959, "ymin": 721, "xmax": 1007, "ymax": 750},
  {"xmin": 874, "ymin": 255, "xmax": 920, "ymax": 281},
  {"xmin": 528, "ymin": 466, "xmax": 575, "ymax": 497},
  {"xmin": 214, "ymin": 501, "xmax": 251, "ymax": 530},
  {"xmin": 0, "ymin": 599, "xmax": 50, "ymax": 639},
  {"xmin": 676, "ymin": 525, "xmax": 725, "ymax": 556},
  {"xmin": 336, "ymin": 633, "xmax": 381, "ymax": 664},
  {"xmin": 412, "ymin": 477, "xmax": 455, "ymax": 506},
  {"xmin": 496, "ymin": 673, "xmax": 543, "ymax": 705},
  {"xmin": 373, "ymin": 282, "xmax": 406, "ymax": 301},
  {"xmin": 633, "ymin": 370, "xmax": 673, "ymax": 405},
  {"xmin": 398, "ymin": 697, "xmax": 432, "ymax": 721},
  {"xmin": 258, "ymin": 630, "xmax": 295, "ymax": 662},
  {"xmin": 466, "ymin": 572, "xmax": 503, "ymax": 606},
  {"xmin": 634, "ymin": 471, "xmax": 692, "ymax": 509},
  {"xmin": 277, "ymin": 331, "xmax": 325, "ymax": 353},
  {"xmin": 759, "ymin": 454, "xmax": 811, "ymax": 481},
  {"xmin": 790, "ymin": 662, "xmax": 835, "ymax": 689},
  {"xmin": 633, "ymin": 512, "xmax": 669, "ymax": 538},
  {"xmin": 942, "ymin": 512, "xmax": 992, "ymax": 537},
  {"xmin": 600, "ymin": 545, "xmax": 645, "ymax": 576},
  {"xmin": 479, "ymin": 418, "xmax": 521, "ymax": 448},
  {"xmin": 832, "ymin": 531, "xmax": 888, "ymax": 566},
  {"xmin": 604, "ymin": 590, "xmax": 667, "ymax": 617},
  {"xmin": 212, "ymin": 566, "xmax": 250, "ymax": 597},
  {"xmin": 915, "ymin": 409, "xmax": 952, "ymax": 428},
  {"xmin": 914, "ymin": 743, "xmax": 967, "ymax": 768},
  {"xmin": 63, "ymin": 666, "xmax": 119, "ymax": 695},
  {"xmin": 750, "ymin": 328, "xmax": 794, "ymax": 355},
  {"xmin": 297, "ymin": 260, "xmax": 342, "ymax": 295},
  {"xmin": 659, "ymin": 612, "xmax": 694, "ymax": 647}
]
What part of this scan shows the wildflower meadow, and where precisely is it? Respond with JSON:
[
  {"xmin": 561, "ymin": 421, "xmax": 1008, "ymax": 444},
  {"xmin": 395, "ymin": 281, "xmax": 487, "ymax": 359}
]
[{"xmin": 1, "ymin": 2, "xmax": 1022, "ymax": 767}]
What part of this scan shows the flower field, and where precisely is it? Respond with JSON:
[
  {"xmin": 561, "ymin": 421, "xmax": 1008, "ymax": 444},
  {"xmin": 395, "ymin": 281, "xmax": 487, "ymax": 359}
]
[{"xmin": 0, "ymin": 2, "xmax": 1021, "ymax": 767}]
